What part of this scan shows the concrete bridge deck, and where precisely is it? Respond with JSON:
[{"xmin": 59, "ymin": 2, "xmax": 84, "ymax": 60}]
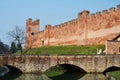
[{"xmin": 0, "ymin": 54, "xmax": 120, "ymax": 73}]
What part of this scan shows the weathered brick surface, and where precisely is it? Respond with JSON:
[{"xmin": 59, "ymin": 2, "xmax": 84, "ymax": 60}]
[
  {"xmin": 106, "ymin": 40, "xmax": 120, "ymax": 54},
  {"xmin": 24, "ymin": 5, "xmax": 120, "ymax": 49}
]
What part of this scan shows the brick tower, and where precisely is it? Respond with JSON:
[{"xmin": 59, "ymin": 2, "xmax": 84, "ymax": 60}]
[{"xmin": 24, "ymin": 18, "xmax": 40, "ymax": 49}]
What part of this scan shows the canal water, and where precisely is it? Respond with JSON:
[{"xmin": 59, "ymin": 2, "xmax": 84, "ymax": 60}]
[{"xmin": 0, "ymin": 72, "xmax": 116, "ymax": 80}]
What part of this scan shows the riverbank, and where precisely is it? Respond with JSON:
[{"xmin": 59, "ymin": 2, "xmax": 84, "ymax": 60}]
[
  {"xmin": 45, "ymin": 66, "xmax": 65, "ymax": 77},
  {"xmin": 107, "ymin": 70, "xmax": 120, "ymax": 79}
]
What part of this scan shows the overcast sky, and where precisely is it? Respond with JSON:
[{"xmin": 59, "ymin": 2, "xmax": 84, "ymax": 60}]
[{"xmin": 0, "ymin": 0, "xmax": 120, "ymax": 45}]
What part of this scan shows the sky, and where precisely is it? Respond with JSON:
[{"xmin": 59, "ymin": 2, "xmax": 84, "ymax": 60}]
[{"xmin": 0, "ymin": 0, "xmax": 120, "ymax": 46}]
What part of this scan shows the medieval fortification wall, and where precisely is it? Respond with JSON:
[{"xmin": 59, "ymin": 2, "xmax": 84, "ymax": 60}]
[{"xmin": 25, "ymin": 5, "xmax": 120, "ymax": 49}]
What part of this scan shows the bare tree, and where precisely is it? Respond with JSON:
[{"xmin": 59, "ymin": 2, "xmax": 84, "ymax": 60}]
[{"xmin": 8, "ymin": 26, "xmax": 25, "ymax": 54}]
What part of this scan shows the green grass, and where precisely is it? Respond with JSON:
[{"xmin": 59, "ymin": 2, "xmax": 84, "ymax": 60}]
[
  {"xmin": 45, "ymin": 71, "xmax": 64, "ymax": 77},
  {"xmin": 45, "ymin": 66, "xmax": 65, "ymax": 77},
  {"xmin": 107, "ymin": 71, "xmax": 120, "ymax": 79},
  {"xmin": 17, "ymin": 45, "xmax": 105, "ymax": 54}
]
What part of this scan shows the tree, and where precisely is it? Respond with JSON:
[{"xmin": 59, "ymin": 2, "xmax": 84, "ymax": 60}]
[
  {"xmin": 0, "ymin": 40, "xmax": 10, "ymax": 54},
  {"xmin": 16, "ymin": 42, "xmax": 22, "ymax": 51},
  {"xmin": 8, "ymin": 26, "xmax": 25, "ymax": 54},
  {"xmin": 0, "ymin": 40, "xmax": 4, "ymax": 54},
  {"xmin": 10, "ymin": 42, "xmax": 17, "ymax": 53}
]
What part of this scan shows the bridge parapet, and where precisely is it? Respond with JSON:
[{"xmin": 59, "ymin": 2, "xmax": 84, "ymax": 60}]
[{"xmin": 0, "ymin": 54, "xmax": 120, "ymax": 73}]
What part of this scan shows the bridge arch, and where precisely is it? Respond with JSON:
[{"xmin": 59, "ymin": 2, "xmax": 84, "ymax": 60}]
[
  {"xmin": 103, "ymin": 66, "xmax": 120, "ymax": 73},
  {"xmin": 45, "ymin": 64, "xmax": 87, "ymax": 73},
  {"xmin": 4, "ymin": 65, "xmax": 23, "ymax": 73},
  {"xmin": 60, "ymin": 64, "xmax": 87, "ymax": 73}
]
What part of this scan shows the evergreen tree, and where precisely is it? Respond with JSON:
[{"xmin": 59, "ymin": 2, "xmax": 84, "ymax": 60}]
[
  {"xmin": 10, "ymin": 42, "xmax": 17, "ymax": 53},
  {"xmin": 0, "ymin": 40, "xmax": 4, "ymax": 54},
  {"xmin": 0, "ymin": 40, "xmax": 10, "ymax": 54},
  {"xmin": 17, "ymin": 42, "xmax": 22, "ymax": 51},
  {"xmin": 0, "ymin": 40, "xmax": 3, "ymax": 47}
]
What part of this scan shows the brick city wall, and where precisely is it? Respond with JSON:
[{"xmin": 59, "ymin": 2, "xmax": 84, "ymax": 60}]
[{"xmin": 24, "ymin": 5, "xmax": 120, "ymax": 49}]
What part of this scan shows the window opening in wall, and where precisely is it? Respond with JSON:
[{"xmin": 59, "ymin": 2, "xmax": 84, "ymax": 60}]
[
  {"xmin": 42, "ymin": 40, "xmax": 44, "ymax": 46},
  {"xmin": 31, "ymin": 32, "xmax": 34, "ymax": 35}
]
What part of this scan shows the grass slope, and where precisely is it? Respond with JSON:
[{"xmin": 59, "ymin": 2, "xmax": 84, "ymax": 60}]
[
  {"xmin": 107, "ymin": 71, "xmax": 120, "ymax": 79},
  {"xmin": 17, "ymin": 45, "xmax": 105, "ymax": 54}
]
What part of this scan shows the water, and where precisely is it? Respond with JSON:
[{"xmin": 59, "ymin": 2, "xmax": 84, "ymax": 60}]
[
  {"xmin": 0, "ymin": 72, "xmax": 116, "ymax": 80},
  {"xmin": 0, "ymin": 66, "xmax": 9, "ymax": 77}
]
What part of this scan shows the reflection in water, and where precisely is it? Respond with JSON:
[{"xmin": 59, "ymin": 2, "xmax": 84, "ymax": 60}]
[
  {"xmin": 0, "ymin": 66, "xmax": 9, "ymax": 77},
  {"xmin": 49, "ymin": 72, "xmax": 85, "ymax": 80},
  {"xmin": 0, "ymin": 72, "xmax": 22, "ymax": 80},
  {"xmin": 80, "ymin": 74, "xmax": 106, "ymax": 80},
  {"xmin": 0, "ymin": 72, "xmax": 117, "ymax": 80},
  {"xmin": 16, "ymin": 74, "xmax": 51, "ymax": 80},
  {"xmin": 49, "ymin": 73, "xmax": 116, "ymax": 80},
  {"xmin": 0, "ymin": 73, "xmax": 51, "ymax": 80}
]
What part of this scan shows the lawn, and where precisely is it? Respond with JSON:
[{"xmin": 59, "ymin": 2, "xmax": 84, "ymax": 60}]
[
  {"xmin": 17, "ymin": 45, "xmax": 105, "ymax": 54},
  {"xmin": 107, "ymin": 71, "xmax": 120, "ymax": 79}
]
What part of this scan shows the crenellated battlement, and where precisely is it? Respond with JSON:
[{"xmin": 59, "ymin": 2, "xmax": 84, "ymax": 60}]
[
  {"xmin": 26, "ymin": 18, "xmax": 32, "ymax": 25},
  {"xmin": 109, "ymin": 7, "xmax": 115, "ymax": 12},
  {"xmin": 78, "ymin": 10, "xmax": 90, "ymax": 19},
  {"xmin": 78, "ymin": 10, "xmax": 90, "ymax": 16},
  {"xmin": 76, "ymin": 4, "xmax": 120, "ymax": 20},
  {"xmin": 117, "ymin": 4, "xmax": 120, "ymax": 9},
  {"xmin": 102, "ymin": 9, "xmax": 109, "ymax": 15},
  {"xmin": 45, "ymin": 24, "xmax": 52, "ymax": 28},
  {"xmin": 26, "ymin": 18, "xmax": 40, "ymax": 26},
  {"xmin": 47, "ymin": 4, "xmax": 120, "ymax": 30},
  {"xmin": 52, "ymin": 19, "xmax": 77, "ymax": 29},
  {"xmin": 90, "ymin": 13, "xmax": 95, "ymax": 17},
  {"xmin": 96, "ymin": 12, "xmax": 101, "ymax": 17}
]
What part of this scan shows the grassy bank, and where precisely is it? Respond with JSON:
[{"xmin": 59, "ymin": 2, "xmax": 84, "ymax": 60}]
[
  {"xmin": 45, "ymin": 71, "xmax": 64, "ymax": 77},
  {"xmin": 107, "ymin": 71, "xmax": 120, "ymax": 79},
  {"xmin": 17, "ymin": 45, "xmax": 105, "ymax": 54},
  {"xmin": 45, "ymin": 66, "xmax": 65, "ymax": 77}
]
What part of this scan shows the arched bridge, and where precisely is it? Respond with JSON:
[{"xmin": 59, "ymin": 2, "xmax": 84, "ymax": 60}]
[{"xmin": 0, "ymin": 54, "xmax": 120, "ymax": 73}]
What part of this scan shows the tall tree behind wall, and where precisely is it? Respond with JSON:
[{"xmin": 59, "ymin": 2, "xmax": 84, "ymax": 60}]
[
  {"xmin": 7, "ymin": 26, "xmax": 25, "ymax": 54},
  {"xmin": 10, "ymin": 42, "xmax": 17, "ymax": 53}
]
